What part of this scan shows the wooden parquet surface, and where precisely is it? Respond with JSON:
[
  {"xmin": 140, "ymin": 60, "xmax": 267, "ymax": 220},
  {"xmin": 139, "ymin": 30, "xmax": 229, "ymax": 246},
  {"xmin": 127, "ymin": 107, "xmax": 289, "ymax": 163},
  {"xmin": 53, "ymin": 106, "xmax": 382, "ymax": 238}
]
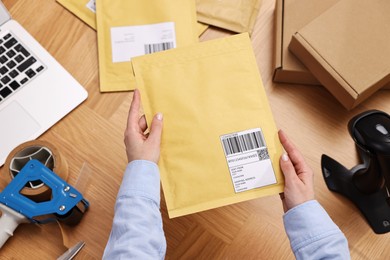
[{"xmin": 1, "ymin": 0, "xmax": 390, "ymax": 259}]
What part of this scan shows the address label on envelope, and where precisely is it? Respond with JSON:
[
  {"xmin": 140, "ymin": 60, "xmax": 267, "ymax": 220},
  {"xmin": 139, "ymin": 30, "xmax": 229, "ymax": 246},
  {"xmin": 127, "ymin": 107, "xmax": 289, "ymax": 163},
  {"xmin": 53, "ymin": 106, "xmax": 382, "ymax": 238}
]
[
  {"xmin": 220, "ymin": 128, "xmax": 277, "ymax": 193},
  {"xmin": 110, "ymin": 22, "xmax": 177, "ymax": 63}
]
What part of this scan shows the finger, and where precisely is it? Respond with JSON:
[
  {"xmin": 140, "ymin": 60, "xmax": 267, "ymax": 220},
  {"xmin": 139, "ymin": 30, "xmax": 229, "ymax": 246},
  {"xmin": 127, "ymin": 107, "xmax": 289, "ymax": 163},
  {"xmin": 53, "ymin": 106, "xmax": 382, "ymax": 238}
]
[
  {"xmin": 127, "ymin": 89, "xmax": 141, "ymax": 130},
  {"xmin": 278, "ymin": 130, "xmax": 308, "ymax": 172},
  {"xmin": 147, "ymin": 113, "xmax": 163, "ymax": 147},
  {"xmin": 278, "ymin": 130, "xmax": 299, "ymax": 158},
  {"xmin": 279, "ymin": 130, "xmax": 313, "ymax": 185},
  {"xmin": 280, "ymin": 152, "xmax": 300, "ymax": 184},
  {"xmin": 139, "ymin": 115, "xmax": 148, "ymax": 133}
]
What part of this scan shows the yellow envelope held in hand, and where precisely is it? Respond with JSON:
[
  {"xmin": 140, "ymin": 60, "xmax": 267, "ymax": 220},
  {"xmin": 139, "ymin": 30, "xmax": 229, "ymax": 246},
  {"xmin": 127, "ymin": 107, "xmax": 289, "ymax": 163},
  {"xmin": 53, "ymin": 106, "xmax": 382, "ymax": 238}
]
[
  {"xmin": 196, "ymin": 0, "xmax": 262, "ymax": 34},
  {"xmin": 57, "ymin": 0, "xmax": 97, "ymax": 29},
  {"xmin": 132, "ymin": 33, "xmax": 284, "ymax": 218},
  {"xmin": 96, "ymin": 0, "xmax": 198, "ymax": 92}
]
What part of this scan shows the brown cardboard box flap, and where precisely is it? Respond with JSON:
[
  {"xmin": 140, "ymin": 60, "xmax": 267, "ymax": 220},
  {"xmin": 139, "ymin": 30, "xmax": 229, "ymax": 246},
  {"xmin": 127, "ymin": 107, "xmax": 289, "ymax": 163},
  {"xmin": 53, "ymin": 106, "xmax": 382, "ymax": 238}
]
[
  {"xmin": 289, "ymin": 0, "xmax": 390, "ymax": 109},
  {"xmin": 273, "ymin": 0, "xmax": 339, "ymax": 85}
]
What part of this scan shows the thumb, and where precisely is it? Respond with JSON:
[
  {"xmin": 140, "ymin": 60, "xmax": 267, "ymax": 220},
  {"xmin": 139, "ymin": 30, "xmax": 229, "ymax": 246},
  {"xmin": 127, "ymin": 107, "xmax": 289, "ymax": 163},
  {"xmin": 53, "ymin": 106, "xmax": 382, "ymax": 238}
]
[
  {"xmin": 280, "ymin": 153, "xmax": 299, "ymax": 185},
  {"xmin": 147, "ymin": 113, "xmax": 163, "ymax": 146}
]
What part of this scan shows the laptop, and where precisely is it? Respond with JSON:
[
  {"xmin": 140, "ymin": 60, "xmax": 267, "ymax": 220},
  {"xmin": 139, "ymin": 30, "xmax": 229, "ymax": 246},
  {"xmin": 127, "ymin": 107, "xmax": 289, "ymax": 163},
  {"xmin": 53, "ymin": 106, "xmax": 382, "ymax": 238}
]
[{"xmin": 0, "ymin": 1, "xmax": 88, "ymax": 166}]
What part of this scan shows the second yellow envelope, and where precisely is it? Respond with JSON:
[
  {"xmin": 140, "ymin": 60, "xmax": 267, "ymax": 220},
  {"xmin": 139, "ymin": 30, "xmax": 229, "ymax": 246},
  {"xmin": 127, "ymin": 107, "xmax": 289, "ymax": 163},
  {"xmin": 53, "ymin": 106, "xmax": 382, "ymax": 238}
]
[
  {"xmin": 196, "ymin": 0, "xmax": 262, "ymax": 34},
  {"xmin": 57, "ymin": 0, "xmax": 96, "ymax": 29},
  {"xmin": 57, "ymin": 0, "xmax": 209, "ymax": 35},
  {"xmin": 96, "ymin": 0, "xmax": 198, "ymax": 92}
]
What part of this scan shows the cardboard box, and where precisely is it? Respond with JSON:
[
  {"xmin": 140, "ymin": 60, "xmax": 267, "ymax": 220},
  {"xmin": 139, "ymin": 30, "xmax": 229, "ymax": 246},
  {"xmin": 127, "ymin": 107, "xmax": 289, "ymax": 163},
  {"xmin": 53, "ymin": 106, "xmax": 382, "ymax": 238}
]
[
  {"xmin": 273, "ymin": 0, "xmax": 339, "ymax": 85},
  {"xmin": 289, "ymin": 0, "xmax": 390, "ymax": 109}
]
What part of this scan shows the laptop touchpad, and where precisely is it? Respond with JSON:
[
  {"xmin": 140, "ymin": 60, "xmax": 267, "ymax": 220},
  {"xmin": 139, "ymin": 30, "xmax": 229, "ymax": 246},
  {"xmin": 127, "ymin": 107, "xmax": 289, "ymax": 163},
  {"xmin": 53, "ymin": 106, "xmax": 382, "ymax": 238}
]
[{"xmin": 0, "ymin": 101, "xmax": 40, "ymax": 164}]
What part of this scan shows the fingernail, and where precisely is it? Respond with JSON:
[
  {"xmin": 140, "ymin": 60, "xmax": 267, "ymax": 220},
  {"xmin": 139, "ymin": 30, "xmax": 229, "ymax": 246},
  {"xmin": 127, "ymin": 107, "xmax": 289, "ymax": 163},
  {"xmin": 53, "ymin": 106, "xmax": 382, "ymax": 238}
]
[
  {"xmin": 156, "ymin": 113, "xmax": 163, "ymax": 121},
  {"xmin": 282, "ymin": 153, "xmax": 289, "ymax": 162}
]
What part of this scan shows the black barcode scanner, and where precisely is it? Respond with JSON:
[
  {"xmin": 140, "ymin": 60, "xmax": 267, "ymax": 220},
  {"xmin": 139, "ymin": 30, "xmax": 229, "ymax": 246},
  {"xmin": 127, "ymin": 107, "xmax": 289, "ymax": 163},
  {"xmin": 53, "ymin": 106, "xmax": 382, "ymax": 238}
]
[{"xmin": 321, "ymin": 110, "xmax": 390, "ymax": 234}]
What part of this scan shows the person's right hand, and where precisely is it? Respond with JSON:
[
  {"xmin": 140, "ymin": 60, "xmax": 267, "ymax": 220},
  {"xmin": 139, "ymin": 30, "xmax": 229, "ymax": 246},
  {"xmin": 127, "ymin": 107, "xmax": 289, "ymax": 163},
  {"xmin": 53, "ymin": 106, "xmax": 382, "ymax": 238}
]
[
  {"xmin": 124, "ymin": 89, "xmax": 163, "ymax": 164},
  {"xmin": 278, "ymin": 130, "xmax": 315, "ymax": 213}
]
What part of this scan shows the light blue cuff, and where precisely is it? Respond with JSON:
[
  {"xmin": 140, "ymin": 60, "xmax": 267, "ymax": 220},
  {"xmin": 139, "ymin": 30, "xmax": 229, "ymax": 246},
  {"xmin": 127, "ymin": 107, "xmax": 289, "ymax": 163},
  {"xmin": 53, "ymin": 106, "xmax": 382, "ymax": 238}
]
[
  {"xmin": 117, "ymin": 160, "xmax": 161, "ymax": 207},
  {"xmin": 283, "ymin": 200, "xmax": 343, "ymax": 251}
]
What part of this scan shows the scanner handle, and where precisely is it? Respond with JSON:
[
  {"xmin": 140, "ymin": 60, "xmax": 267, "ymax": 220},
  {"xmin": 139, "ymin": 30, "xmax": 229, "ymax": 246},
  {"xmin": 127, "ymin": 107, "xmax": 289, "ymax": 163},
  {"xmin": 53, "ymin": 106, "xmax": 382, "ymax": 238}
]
[
  {"xmin": 352, "ymin": 145, "xmax": 384, "ymax": 194},
  {"xmin": 377, "ymin": 154, "xmax": 390, "ymax": 197}
]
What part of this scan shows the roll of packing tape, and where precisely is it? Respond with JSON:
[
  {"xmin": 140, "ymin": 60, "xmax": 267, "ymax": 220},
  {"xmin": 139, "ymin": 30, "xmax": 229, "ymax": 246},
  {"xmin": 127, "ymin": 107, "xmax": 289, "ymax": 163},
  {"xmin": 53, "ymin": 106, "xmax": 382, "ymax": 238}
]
[{"xmin": 4, "ymin": 140, "xmax": 68, "ymax": 202}]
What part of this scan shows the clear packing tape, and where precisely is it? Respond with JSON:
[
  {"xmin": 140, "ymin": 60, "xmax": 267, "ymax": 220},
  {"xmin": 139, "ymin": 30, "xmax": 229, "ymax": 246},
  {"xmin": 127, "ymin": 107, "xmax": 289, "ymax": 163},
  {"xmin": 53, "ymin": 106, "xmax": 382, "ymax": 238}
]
[{"xmin": 4, "ymin": 140, "xmax": 69, "ymax": 202}]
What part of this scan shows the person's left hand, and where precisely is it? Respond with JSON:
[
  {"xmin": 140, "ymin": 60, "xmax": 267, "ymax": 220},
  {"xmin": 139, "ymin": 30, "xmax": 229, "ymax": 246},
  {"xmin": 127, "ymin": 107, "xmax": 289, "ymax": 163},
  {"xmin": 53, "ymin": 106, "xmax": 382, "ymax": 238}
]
[
  {"xmin": 124, "ymin": 89, "xmax": 163, "ymax": 164},
  {"xmin": 278, "ymin": 130, "xmax": 315, "ymax": 212}
]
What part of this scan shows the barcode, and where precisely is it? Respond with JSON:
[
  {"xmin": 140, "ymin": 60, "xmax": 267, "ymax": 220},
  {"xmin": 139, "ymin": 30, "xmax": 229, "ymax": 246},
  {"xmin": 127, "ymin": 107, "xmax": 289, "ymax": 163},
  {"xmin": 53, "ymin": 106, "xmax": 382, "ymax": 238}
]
[
  {"xmin": 257, "ymin": 148, "xmax": 270, "ymax": 160},
  {"xmin": 144, "ymin": 42, "xmax": 174, "ymax": 54},
  {"xmin": 222, "ymin": 130, "xmax": 266, "ymax": 156}
]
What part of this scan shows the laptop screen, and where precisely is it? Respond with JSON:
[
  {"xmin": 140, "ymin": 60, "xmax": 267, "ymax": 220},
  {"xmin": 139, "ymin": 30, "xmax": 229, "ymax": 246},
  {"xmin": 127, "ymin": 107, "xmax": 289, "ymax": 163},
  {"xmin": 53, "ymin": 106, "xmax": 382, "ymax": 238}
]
[{"xmin": 0, "ymin": 1, "xmax": 11, "ymax": 26}]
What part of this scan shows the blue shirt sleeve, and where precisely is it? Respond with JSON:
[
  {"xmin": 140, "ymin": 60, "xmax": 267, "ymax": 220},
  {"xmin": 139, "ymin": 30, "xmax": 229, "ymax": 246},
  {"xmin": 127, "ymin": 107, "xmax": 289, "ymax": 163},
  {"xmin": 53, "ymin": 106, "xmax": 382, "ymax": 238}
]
[
  {"xmin": 103, "ymin": 160, "xmax": 167, "ymax": 260},
  {"xmin": 283, "ymin": 200, "xmax": 350, "ymax": 260}
]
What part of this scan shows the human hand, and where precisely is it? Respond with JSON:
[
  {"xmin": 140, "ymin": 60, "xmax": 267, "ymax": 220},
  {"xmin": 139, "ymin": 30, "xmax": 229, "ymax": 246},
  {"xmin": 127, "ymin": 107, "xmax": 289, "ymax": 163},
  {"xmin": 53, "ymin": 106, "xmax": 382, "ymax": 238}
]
[
  {"xmin": 278, "ymin": 130, "xmax": 315, "ymax": 213},
  {"xmin": 124, "ymin": 89, "xmax": 163, "ymax": 164}
]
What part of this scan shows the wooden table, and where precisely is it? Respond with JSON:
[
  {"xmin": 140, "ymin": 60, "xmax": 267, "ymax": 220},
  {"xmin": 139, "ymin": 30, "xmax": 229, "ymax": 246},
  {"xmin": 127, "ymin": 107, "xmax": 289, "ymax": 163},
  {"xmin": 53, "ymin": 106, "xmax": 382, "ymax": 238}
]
[{"xmin": 1, "ymin": 0, "xmax": 390, "ymax": 259}]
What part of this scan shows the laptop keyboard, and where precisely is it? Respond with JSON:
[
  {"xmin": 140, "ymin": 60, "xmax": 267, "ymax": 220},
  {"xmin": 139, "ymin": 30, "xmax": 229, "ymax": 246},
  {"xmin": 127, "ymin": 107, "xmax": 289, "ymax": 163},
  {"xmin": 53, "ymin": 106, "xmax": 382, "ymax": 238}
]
[{"xmin": 0, "ymin": 31, "xmax": 45, "ymax": 103}]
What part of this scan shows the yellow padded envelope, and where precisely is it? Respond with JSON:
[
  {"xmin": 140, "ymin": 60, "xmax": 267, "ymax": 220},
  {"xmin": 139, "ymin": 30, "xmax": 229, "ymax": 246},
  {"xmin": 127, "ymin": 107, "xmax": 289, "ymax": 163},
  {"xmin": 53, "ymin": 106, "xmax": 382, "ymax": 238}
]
[
  {"xmin": 196, "ymin": 0, "xmax": 262, "ymax": 34},
  {"xmin": 96, "ymin": 0, "xmax": 198, "ymax": 92},
  {"xmin": 57, "ymin": 0, "xmax": 96, "ymax": 29},
  {"xmin": 57, "ymin": 0, "xmax": 209, "ymax": 35},
  {"xmin": 132, "ymin": 33, "xmax": 284, "ymax": 218}
]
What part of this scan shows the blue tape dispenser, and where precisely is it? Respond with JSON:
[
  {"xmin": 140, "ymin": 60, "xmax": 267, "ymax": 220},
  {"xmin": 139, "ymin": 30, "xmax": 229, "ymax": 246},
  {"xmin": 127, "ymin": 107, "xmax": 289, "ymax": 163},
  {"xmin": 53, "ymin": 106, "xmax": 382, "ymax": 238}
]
[{"xmin": 0, "ymin": 159, "xmax": 89, "ymax": 247}]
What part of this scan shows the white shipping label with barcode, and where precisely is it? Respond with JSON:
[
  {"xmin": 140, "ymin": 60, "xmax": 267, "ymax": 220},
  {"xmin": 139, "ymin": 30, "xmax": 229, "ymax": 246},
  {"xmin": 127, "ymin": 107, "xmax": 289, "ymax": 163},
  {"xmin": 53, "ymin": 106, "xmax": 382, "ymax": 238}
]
[
  {"xmin": 110, "ymin": 22, "xmax": 176, "ymax": 63},
  {"xmin": 220, "ymin": 128, "xmax": 277, "ymax": 193},
  {"xmin": 86, "ymin": 0, "xmax": 96, "ymax": 13}
]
